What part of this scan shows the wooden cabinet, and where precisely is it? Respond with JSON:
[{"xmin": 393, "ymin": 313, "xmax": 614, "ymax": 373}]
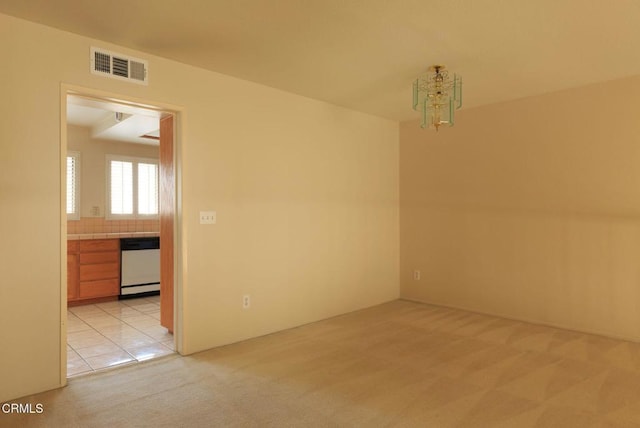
[
  {"xmin": 68, "ymin": 239, "xmax": 120, "ymax": 303},
  {"xmin": 67, "ymin": 241, "xmax": 79, "ymax": 301}
]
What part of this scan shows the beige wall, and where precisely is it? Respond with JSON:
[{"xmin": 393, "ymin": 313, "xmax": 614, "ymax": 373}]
[
  {"xmin": 67, "ymin": 125, "xmax": 159, "ymax": 218},
  {"xmin": 0, "ymin": 13, "xmax": 399, "ymax": 401},
  {"xmin": 401, "ymin": 75, "xmax": 640, "ymax": 341}
]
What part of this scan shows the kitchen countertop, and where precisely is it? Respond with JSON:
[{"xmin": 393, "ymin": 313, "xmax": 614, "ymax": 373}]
[{"xmin": 68, "ymin": 232, "xmax": 160, "ymax": 240}]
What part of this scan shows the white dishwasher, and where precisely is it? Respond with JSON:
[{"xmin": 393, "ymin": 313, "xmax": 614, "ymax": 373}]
[{"xmin": 120, "ymin": 237, "xmax": 160, "ymax": 298}]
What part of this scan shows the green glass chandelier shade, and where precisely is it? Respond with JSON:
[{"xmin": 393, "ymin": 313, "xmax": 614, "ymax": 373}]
[{"xmin": 412, "ymin": 65, "xmax": 462, "ymax": 130}]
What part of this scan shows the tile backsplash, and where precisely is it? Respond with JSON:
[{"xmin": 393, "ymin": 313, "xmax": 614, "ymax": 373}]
[{"xmin": 68, "ymin": 217, "xmax": 159, "ymax": 234}]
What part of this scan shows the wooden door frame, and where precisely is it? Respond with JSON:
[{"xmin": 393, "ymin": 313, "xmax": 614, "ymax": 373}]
[
  {"xmin": 159, "ymin": 115, "xmax": 175, "ymax": 332},
  {"xmin": 59, "ymin": 84, "xmax": 183, "ymax": 385}
]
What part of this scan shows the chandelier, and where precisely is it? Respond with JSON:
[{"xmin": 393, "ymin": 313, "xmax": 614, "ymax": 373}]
[{"xmin": 412, "ymin": 65, "xmax": 462, "ymax": 131}]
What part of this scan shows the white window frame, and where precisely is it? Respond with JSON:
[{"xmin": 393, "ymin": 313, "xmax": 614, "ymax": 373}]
[
  {"xmin": 106, "ymin": 154, "xmax": 159, "ymax": 220},
  {"xmin": 66, "ymin": 151, "xmax": 81, "ymax": 220}
]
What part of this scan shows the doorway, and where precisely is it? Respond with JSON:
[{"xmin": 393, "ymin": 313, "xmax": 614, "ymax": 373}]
[{"xmin": 61, "ymin": 88, "xmax": 180, "ymax": 378}]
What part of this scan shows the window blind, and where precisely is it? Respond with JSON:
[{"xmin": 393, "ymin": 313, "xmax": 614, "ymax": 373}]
[
  {"xmin": 66, "ymin": 156, "xmax": 76, "ymax": 215},
  {"xmin": 138, "ymin": 162, "xmax": 159, "ymax": 215},
  {"xmin": 107, "ymin": 155, "xmax": 158, "ymax": 218},
  {"xmin": 66, "ymin": 152, "xmax": 80, "ymax": 219},
  {"xmin": 110, "ymin": 160, "xmax": 134, "ymax": 215}
]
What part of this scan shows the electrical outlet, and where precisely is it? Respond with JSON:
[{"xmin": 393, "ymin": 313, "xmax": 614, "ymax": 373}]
[
  {"xmin": 200, "ymin": 211, "xmax": 216, "ymax": 224},
  {"xmin": 413, "ymin": 270, "xmax": 421, "ymax": 280},
  {"xmin": 243, "ymin": 295, "xmax": 250, "ymax": 309}
]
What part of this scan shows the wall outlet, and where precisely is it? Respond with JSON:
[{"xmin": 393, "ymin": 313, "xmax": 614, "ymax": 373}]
[
  {"xmin": 413, "ymin": 270, "xmax": 421, "ymax": 280},
  {"xmin": 200, "ymin": 211, "xmax": 216, "ymax": 224},
  {"xmin": 242, "ymin": 295, "xmax": 250, "ymax": 309}
]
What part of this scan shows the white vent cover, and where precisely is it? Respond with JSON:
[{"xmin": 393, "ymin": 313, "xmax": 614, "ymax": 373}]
[{"xmin": 90, "ymin": 47, "xmax": 148, "ymax": 85}]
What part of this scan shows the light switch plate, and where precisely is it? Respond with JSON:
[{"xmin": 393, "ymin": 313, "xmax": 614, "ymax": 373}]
[{"xmin": 200, "ymin": 211, "xmax": 216, "ymax": 224}]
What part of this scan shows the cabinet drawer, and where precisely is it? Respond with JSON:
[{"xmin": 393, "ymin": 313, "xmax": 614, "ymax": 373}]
[
  {"xmin": 80, "ymin": 251, "xmax": 119, "ymax": 265},
  {"xmin": 67, "ymin": 241, "xmax": 79, "ymax": 253},
  {"xmin": 80, "ymin": 263, "xmax": 119, "ymax": 281},
  {"xmin": 67, "ymin": 254, "xmax": 79, "ymax": 301},
  {"xmin": 79, "ymin": 279, "xmax": 119, "ymax": 298},
  {"xmin": 79, "ymin": 239, "xmax": 119, "ymax": 252}
]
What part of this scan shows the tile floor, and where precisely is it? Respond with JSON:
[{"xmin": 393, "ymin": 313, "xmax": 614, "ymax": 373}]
[{"xmin": 67, "ymin": 295, "xmax": 174, "ymax": 377}]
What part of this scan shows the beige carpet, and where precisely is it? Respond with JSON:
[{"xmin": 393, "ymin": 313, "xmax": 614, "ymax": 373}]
[{"xmin": 5, "ymin": 300, "xmax": 640, "ymax": 427}]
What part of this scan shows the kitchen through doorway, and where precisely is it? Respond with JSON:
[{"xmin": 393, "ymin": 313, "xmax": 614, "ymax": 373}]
[{"xmin": 63, "ymin": 91, "xmax": 178, "ymax": 377}]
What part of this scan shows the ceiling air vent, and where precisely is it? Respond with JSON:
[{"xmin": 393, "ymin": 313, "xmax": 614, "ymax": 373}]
[{"xmin": 90, "ymin": 47, "xmax": 148, "ymax": 85}]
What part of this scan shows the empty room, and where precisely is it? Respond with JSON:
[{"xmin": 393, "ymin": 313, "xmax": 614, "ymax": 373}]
[{"xmin": 2, "ymin": 1, "xmax": 640, "ymax": 427}]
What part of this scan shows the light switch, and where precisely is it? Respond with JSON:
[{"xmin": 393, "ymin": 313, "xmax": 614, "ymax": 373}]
[{"xmin": 200, "ymin": 211, "xmax": 216, "ymax": 224}]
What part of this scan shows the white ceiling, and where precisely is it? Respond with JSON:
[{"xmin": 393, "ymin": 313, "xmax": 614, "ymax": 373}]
[
  {"xmin": 67, "ymin": 96, "xmax": 160, "ymax": 145},
  {"xmin": 3, "ymin": 1, "xmax": 640, "ymax": 121}
]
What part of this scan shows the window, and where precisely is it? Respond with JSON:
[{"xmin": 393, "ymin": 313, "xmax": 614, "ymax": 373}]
[
  {"xmin": 66, "ymin": 151, "xmax": 80, "ymax": 220},
  {"xmin": 106, "ymin": 155, "xmax": 159, "ymax": 219}
]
